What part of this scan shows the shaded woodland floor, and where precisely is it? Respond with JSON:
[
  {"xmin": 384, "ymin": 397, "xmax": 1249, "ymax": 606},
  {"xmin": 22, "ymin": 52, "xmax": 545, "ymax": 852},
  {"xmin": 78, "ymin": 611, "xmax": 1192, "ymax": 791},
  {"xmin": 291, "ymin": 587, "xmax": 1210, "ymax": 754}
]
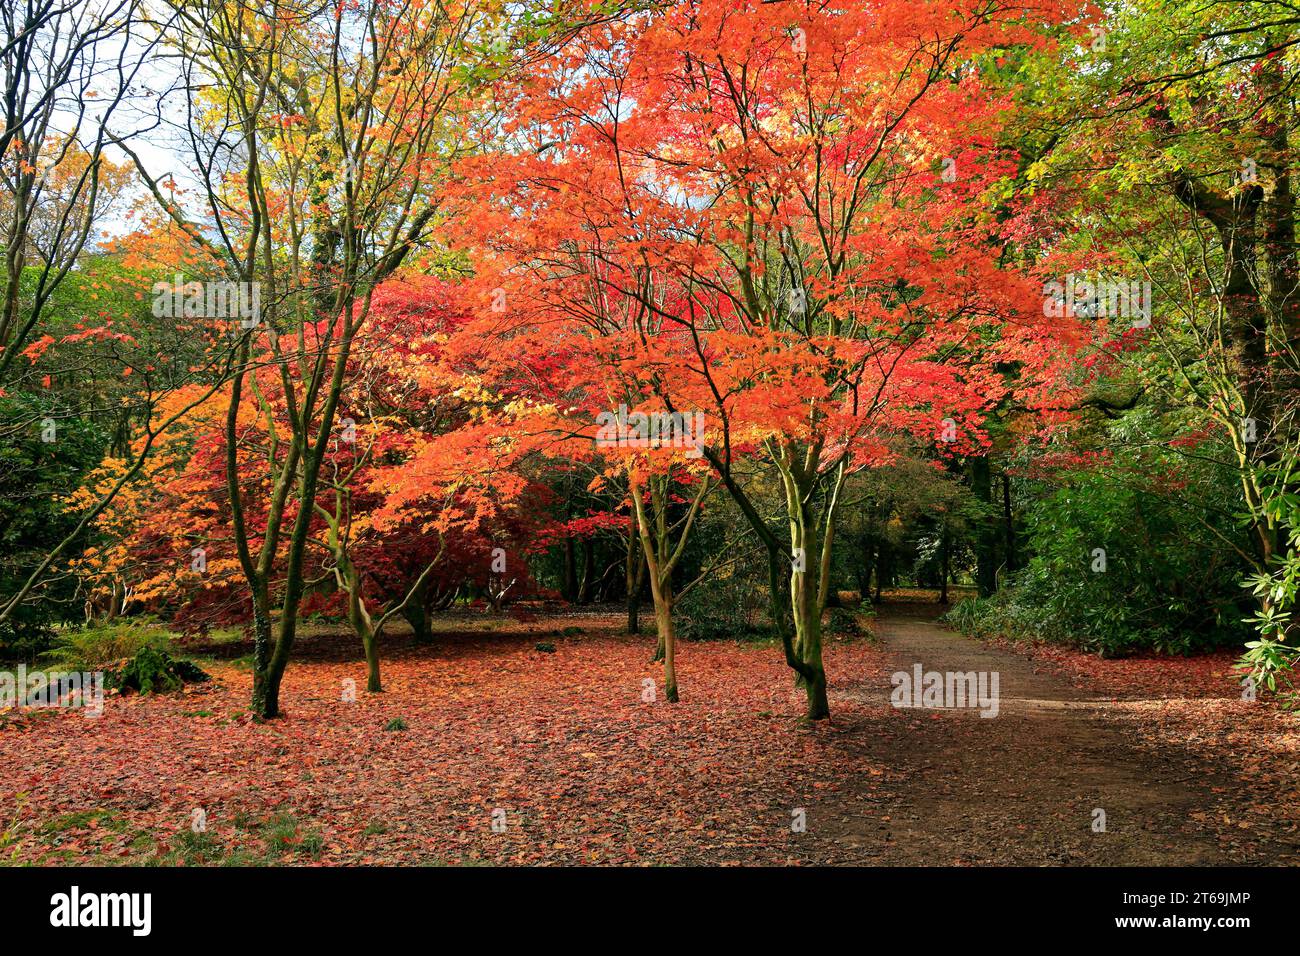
[{"xmin": 3, "ymin": 599, "xmax": 1298, "ymax": 865}]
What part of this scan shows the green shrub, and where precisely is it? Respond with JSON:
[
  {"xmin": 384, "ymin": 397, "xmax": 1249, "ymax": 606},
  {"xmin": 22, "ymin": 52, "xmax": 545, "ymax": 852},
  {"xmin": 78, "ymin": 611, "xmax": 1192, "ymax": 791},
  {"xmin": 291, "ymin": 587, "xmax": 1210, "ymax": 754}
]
[
  {"xmin": 946, "ymin": 455, "xmax": 1253, "ymax": 656},
  {"xmin": 826, "ymin": 607, "xmax": 864, "ymax": 637},
  {"xmin": 942, "ymin": 594, "xmax": 1031, "ymax": 640},
  {"xmin": 108, "ymin": 647, "xmax": 210, "ymax": 695},
  {"xmin": 1237, "ymin": 463, "xmax": 1300, "ymax": 702},
  {"xmin": 41, "ymin": 620, "xmax": 170, "ymax": 671},
  {"xmin": 677, "ymin": 575, "xmax": 768, "ymax": 642}
]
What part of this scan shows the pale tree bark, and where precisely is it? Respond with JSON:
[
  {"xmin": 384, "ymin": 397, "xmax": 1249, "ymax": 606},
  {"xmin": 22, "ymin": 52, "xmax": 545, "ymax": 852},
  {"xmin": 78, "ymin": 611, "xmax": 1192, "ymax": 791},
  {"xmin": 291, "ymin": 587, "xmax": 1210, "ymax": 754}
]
[{"xmin": 630, "ymin": 473, "xmax": 710, "ymax": 704}]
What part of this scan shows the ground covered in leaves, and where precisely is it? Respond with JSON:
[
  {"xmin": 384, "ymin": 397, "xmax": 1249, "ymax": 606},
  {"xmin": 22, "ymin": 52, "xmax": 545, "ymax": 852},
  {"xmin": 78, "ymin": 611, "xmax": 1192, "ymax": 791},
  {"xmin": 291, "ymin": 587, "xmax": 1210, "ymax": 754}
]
[
  {"xmin": 1, "ymin": 612, "xmax": 895, "ymax": 865},
  {"xmin": 3, "ymin": 605, "xmax": 1297, "ymax": 866}
]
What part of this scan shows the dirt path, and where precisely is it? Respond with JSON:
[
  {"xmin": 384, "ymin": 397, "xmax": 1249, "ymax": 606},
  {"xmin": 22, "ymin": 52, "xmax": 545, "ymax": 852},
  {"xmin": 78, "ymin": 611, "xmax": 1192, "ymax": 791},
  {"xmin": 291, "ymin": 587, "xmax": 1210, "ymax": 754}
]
[{"xmin": 818, "ymin": 606, "xmax": 1251, "ymax": 865}]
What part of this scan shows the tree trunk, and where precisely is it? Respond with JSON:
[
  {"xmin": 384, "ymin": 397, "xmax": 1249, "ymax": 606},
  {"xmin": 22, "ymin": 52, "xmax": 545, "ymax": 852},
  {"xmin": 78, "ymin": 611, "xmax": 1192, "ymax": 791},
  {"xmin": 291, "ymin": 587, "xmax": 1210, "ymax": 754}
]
[
  {"xmin": 107, "ymin": 578, "xmax": 125, "ymax": 620},
  {"xmin": 626, "ymin": 517, "xmax": 644, "ymax": 634},
  {"xmin": 640, "ymin": 527, "xmax": 678, "ymax": 700},
  {"xmin": 970, "ymin": 456, "xmax": 996, "ymax": 597},
  {"xmin": 403, "ymin": 597, "xmax": 433, "ymax": 645},
  {"xmin": 1162, "ymin": 76, "xmax": 1296, "ymax": 578},
  {"xmin": 577, "ymin": 537, "xmax": 594, "ymax": 604},
  {"xmin": 653, "ymin": 592, "xmax": 678, "ymax": 703},
  {"xmin": 627, "ymin": 546, "xmax": 645, "ymax": 635},
  {"xmin": 562, "ymin": 536, "xmax": 578, "ymax": 602},
  {"xmin": 249, "ymin": 326, "xmax": 355, "ymax": 719},
  {"xmin": 873, "ymin": 544, "xmax": 886, "ymax": 604},
  {"xmin": 788, "ymin": 505, "xmax": 829, "ymax": 720},
  {"xmin": 341, "ymin": 558, "xmax": 382, "ymax": 692},
  {"xmin": 631, "ymin": 477, "xmax": 706, "ymax": 702},
  {"xmin": 250, "ymin": 599, "xmax": 274, "ymax": 718},
  {"xmin": 1002, "ymin": 472, "xmax": 1016, "ymax": 575},
  {"xmin": 939, "ymin": 523, "xmax": 950, "ymax": 605},
  {"xmin": 698, "ymin": 443, "xmax": 823, "ymax": 716},
  {"xmin": 855, "ymin": 535, "xmax": 874, "ymax": 603},
  {"xmin": 360, "ymin": 624, "xmax": 381, "ymax": 693},
  {"xmin": 258, "ymin": 656, "xmax": 286, "ymax": 720}
]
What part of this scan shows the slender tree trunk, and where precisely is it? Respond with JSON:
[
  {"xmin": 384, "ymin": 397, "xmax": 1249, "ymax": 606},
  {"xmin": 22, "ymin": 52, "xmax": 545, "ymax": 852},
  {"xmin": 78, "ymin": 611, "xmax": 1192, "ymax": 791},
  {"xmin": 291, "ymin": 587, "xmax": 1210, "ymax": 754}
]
[
  {"xmin": 971, "ymin": 456, "xmax": 996, "ymax": 597},
  {"xmin": 349, "ymin": 580, "xmax": 382, "ymax": 693},
  {"xmin": 360, "ymin": 625, "xmax": 381, "ymax": 693},
  {"xmin": 261, "ymin": 356, "xmax": 360, "ymax": 715},
  {"xmin": 562, "ymin": 536, "xmax": 578, "ymax": 602},
  {"xmin": 639, "ymin": 531, "xmax": 676, "ymax": 697},
  {"xmin": 577, "ymin": 537, "xmax": 594, "ymax": 604},
  {"xmin": 341, "ymin": 561, "xmax": 382, "ymax": 693},
  {"xmin": 939, "ymin": 522, "xmax": 950, "ymax": 605},
  {"xmin": 627, "ymin": 547, "xmax": 645, "ymax": 635},
  {"xmin": 108, "ymin": 578, "xmax": 125, "ymax": 620},
  {"xmin": 651, "ymin": 585, "xmax": 678, "ymax": 703},
  {"xmin": 631, "ymin": 476, "xmax": 708, "ymax": 702},
  {"xmin": 873, "ymin": 541, "xmax": 886, "ymax": 604},
  {"xmin": 854, "ymin": 535, "xmax": 872, "ymax": 603},
  {"xmin": 1002, "ymin": 472, "xmax": 1015, "ymax": 575}
]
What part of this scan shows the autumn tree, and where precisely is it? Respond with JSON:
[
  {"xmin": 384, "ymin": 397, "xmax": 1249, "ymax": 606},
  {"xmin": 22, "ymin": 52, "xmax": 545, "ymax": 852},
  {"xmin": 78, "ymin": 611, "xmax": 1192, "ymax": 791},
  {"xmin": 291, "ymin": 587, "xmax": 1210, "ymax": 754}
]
[
  {"xmin": 114, "ymin": 0, "xmax": 596, "ymax": 717},
  {"xmin": 456, "ymin": 0, "xmax": 1083, "ymax": 718}
]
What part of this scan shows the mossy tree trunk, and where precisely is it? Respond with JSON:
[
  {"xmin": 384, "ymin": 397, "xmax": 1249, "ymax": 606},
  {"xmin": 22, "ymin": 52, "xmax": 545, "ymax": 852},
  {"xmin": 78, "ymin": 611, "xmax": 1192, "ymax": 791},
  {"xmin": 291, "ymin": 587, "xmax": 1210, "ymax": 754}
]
[{"xmin": 775, "ymin": 444, "xmax": 843, "ymax": 721}]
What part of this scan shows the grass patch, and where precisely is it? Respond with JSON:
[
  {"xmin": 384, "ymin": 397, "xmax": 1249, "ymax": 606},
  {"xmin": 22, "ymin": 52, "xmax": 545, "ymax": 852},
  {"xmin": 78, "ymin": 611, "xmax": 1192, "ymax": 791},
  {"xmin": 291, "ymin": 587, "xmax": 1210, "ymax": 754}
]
[
  {"xmin": 159, "ymin": 812, "xmax": 328, "ymax": 866},
  {"xmin": 171, "ymin": 828, "xmax": 225, "ymax": 865},
  {"xmin": 262, "ymin": 813, "xmax": 324, "ymax": 860},
  {"xmin": 40, "ymin": 807, "xmax": 129, "ymax": 835}
]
